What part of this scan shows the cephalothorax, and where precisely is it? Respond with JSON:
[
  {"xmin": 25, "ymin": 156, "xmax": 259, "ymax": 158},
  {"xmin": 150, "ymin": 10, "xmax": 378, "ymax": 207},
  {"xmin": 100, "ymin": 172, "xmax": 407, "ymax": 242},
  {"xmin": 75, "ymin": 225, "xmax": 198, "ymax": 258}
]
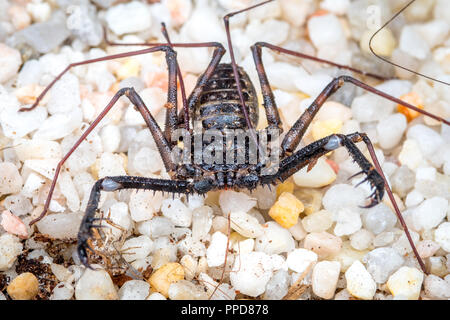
[{"xmin": 25, "ymin": 0, "xmax": 449, "ymax": 274}]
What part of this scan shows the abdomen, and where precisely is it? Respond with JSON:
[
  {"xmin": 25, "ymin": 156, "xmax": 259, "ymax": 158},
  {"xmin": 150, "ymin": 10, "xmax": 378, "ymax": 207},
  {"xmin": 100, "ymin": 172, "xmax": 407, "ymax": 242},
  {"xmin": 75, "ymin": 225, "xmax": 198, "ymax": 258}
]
[{"xmin": 195, "ymin": 63, "xmax": 259, "ymax": 130}]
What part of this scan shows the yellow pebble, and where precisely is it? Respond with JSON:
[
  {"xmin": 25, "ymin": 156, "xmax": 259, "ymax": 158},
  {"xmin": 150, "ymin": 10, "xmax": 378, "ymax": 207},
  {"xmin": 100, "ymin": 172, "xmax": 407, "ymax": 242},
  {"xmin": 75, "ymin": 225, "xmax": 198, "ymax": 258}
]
[
  {"xmin": 229, "ymin": 232, "xmax": 246, "ymax": 244},
  {"xmin": 276, "ymin": 180, "xmax": 294, "ymax": 198},
  {"xmin": 397, "ymin": 92, "xmax": 424, "ymax": 122},
  {"xmin": 269, "ymin": 192, "xmax": 304, "ymax": 229},
  {"xmin": 115, "ymin": 58, "xmax": 141, "ymax": 81},
  {"xmin": 7, "ymin": 272, "xmax": 39, "ymax": 300},
  {"xmin": 312, "ymin": 119, "xmax": 343, "ymax": 141},
  {"xmin": 360, "ymin": 28, "xmax": 396, "ymax": 56},
  {"xmin": 148, "ymin": 262, "xmax": 184, "ymax": 298}
]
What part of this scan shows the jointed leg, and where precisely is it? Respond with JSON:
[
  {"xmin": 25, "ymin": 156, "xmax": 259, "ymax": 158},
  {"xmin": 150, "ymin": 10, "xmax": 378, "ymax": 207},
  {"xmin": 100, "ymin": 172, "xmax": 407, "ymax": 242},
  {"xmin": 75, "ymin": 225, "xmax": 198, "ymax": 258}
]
[
  {"xmin": 260, "ymin": 132, "xmax": 426, "ymax": 273},
  {"xmin": 103, "ymin": 26, "xmax": 226, "ymax": 130},
  {"xmin": 252, "ymin": 42, "xmax": 390, "ymax": 82},
  {"xmin": 281, "ymin": 75, "xmax": 450, "ymax": 155},
  {"xmin": 21, "ymin": 45, "xmax": 177, "ymax": 112},
  {"xmin": 29, "ymin": 87, "xmax": 176, "ymax": 226},
  {"xmin": 78, "ymin": 176, "xmax": 194, "ymax": 268}
]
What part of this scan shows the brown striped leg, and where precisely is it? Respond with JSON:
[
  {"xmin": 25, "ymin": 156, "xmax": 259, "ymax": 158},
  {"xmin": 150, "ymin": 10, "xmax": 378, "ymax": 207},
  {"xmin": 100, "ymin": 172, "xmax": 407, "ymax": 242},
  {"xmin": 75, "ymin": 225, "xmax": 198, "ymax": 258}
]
[
  {"xmin": 29, "ymin": 87, "xmax": 176, "ymax": 226},
  {"xmin": 103, "ymin": 27, "xmax": 226, "ymax": 131},
  {"xmin": 281, "ymin": 75, "xmax": 450, "ymax": 156},
  {"xmin": 21, "ymin": 45, "xmax": 177, "ymax": 112},
  {"xmin": 251, "ymin": 42, "xmax": 391, "ymax": 81},
  {"xmin": 78, "ymin": 176, "xmax": 195, "ymax": 268},
  {"xmin": 261, "ymin": 132, "xmax": 427, "ymax": 273}
]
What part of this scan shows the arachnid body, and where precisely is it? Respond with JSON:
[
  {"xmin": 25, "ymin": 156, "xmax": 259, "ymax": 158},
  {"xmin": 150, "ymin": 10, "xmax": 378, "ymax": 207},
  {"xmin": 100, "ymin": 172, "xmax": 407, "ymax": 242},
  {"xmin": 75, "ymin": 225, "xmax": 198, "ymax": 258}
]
[{"xmin": 16, "ymin": 0, "xmax": 449, "ymax": 281}]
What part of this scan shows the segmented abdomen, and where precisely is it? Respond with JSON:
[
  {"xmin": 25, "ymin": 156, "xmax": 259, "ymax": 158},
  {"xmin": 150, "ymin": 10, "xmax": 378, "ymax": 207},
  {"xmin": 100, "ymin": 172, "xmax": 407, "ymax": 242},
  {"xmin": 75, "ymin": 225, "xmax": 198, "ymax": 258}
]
[{"xmin": 195, "ymin": 63, "xmax": 259, "ymax": 130}]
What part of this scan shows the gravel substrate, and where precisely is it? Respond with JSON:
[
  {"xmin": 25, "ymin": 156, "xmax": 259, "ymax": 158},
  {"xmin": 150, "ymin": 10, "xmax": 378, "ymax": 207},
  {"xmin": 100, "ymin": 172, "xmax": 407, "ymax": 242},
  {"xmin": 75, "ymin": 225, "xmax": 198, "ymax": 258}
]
[{"xmin": 0, "ymin": 0, "xmax": 449, "ymax": 300}]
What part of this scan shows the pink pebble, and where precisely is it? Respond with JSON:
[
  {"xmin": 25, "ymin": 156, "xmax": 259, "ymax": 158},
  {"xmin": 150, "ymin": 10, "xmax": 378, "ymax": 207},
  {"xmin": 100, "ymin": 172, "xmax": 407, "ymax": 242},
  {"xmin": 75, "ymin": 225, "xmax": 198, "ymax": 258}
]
[{"xmin": 1, "ymin": 210, "xmax": 29, "ymax": 239}]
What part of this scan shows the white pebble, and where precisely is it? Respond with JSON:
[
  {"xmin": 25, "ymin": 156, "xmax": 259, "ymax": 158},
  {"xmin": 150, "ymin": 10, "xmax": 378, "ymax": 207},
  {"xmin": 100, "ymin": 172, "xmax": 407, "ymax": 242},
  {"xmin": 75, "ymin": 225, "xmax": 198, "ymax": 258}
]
[
  {"xmin": 416, "ymin": 166, "xmax": 436, "ymax": 181},
  {"xmin": 363, "ymin": 248, "xmax": 404, "ymax": 283},
  {"xmin": 34, "ymin": 107, "xmax": 83, "ymax": 141},
  {"xmin": 303, "ymin": 232, "xmax": 342, "ymax": 259},
  {"xmin": 105, "ymin": 1, "xmax": 152, "ymax": 35},
  {"xmin": 373, "ymin": 231, "xmax": 395, "ymax": 247},
  {"xmin": 51, "ymin": 283, "xmax": 74, "ymax": 300},
  {"xmin": 320, "ymin": 0, "xmax": 350, "ymax": 15},
  {"xmin": 312, "ymin": 261, "xmax": 341, "ymax": 300},
  {"xmin": 66, "ymin": 4, "xmax": 103, "ymax": 46},
  {"xmin": 0, "ymin": 162, "xmax": 23, "ymax": 196},
  {"xmin": 14, "ymin": 138, "xmax": 62, "ymax": 161},
  {"xmin": 386, "ymin": 267, "xmax": 424, "ymax": 300},
  {"xmin": 406, "ymin": 124, "xmax": 444, "ymax": 158},
  {"xmin": 345, "ymin": 260, "xmax": 376, "ymax": 300},
  {"xmin": 230, "ymin": 210, "xmax": 264, "ymax": 238},
  {"xmin": 255, "ymin": 221, "xmax": 295, "ymax": 255},
  {"xmin": 61, "ymin": 131, "xmax": 102, "ymax": 174},
  {"xmin": 121, "ymin": 236, "xmax": 153, "ymax": 262},
  {"xmin": 147, "ymin": 292, "xmax": 166, "ymax": 300},
  {"xmin": 435, "ymin": 222, "xmax": 450, "ymax": 252},
  {"xmin": 399, "ymin": 25, "xmax": 430, "ymax": 60},
  {"xmin": 362, "ymin": 203, "xmax": 397, "ymax": 235},
  {"xmin": 0, "ymin": 105, "xmax": 47, "ymax": 139},
  {"xmin": 398, "ymin": 139, "xmax": 424, "ymax": 170},
  {"xmin": 405, "ymin": 190, "xmax": 424, "ymax": 208},
  {"xmin": 97, "ymin": 152, "xmax": 126, "ymax": 178},
  {"xmin": 351, "ymin": 94, "xmax": 393, "ymax": 123},
  {"xmin": 230, "ymin": 252, "xmax": 277, "ymax": 297},
  {"xmin": 0, "ymin": 43, "xmax": 22, "ymax": 83},
  {"xmin": 47, "ymin": 73, "xmax": 80, "ymax": 115},
  {"xmin": 206, "ymin": 231, "xmax": 228, "ymax": 267},
  {"xmin": 376, "ymin": 113, "xmax": 407, "ymax": 149},
  {"xmin": 106, "ymin": 202, "xmax": 132, "ymax": 239},
  {"xmin": 100, "ymin": 125, "xmax": 121, "ymax": 153},
  {"xmin": 36, "ymin": 213, "xmax": 83, "ymax": 239},
  {"xmin": 293, "ymin": 157, "xmax": 337, "ymax": 188},
  {"xmin": 26, "ymin": 1, "xmax": 51, "ymax": 23},
  {"xmin": 279, "ymin": 0, "xmax": 314, "ymax": 27},
  {"xmin": 0, "ymin": 234, "xmax": 23, "ymax": 271},
  {"xmin": 424, "ymin": 275, "xmax": 450, "ymax": 300},
  {"xmin": 322, "ymin": 184, "xmax": 365, "ymax": 213},
  {"xmin": 392, "ymin": 231, "xmax": 420, "ymax": 256},
  {"xmin": 308, "ymin": 14, "xmax": 346, "ymax": 48},
  {"xmin": 416, "ymin": 240, "xmax": 440, "ymax": 259},
  {"xmin": 288, "ymin": 220, "xmax": 308, "ymax": 241},
  {"xmin": 412, "ymin": 197, "xmax": 448, "ymax": 231},
  {"xmin": 263, "ymin": 269, "xmax": 289, "ymax": 300},
  {"xmin": 253, "ymin": 185, "xmax": 276, "ymax": 210},
  {"xmin": 302, "ymin": 209, "xmax": 333, "ymax": 233},
  {"xmin": 168, "ymin": 280, "xmax": 208, "ymax": 300},
  {"xmin": 161, "ymin": 198, "xmax": 192, "ymax": 227},
  {"xmin": 118, "ymin": 280, "xmax": 150, "ymax": 300},
  {"xmin": 198, "ymin": 272, "xmax": 236, "ymax": 300},
  {"xmin": 286, "ymin": 248, "xmax": 317, "ymax": 274},
  {"xmin": 137, "ymin": 216, "xmax": 174, "ymax": 239},
  {"xmin": 50, "ymin": 264, "xmax": 72, "ymax": 283},
  {"xmin": 192, "ymin": 206, "xmax": 213, "ymax": 241},
  {"xmin": 333, "ymin": 208, "xmax": 362, "ymax": 237},
  {"xmin": 75, "ymin": 268, "xmax": 118, "ymax": 300},
  {"xmin": 3, "ymin": 194, "xmax": 33, "ymax": 216},
  {"xmin": 219, "ymin": 190, "xmax": 256, "ymax": 214},
  {"xmin": 350, "ymin": 229, "xmax": 374, "ymax": 251},
  {"xmin": 245, "ymin": 19, "xmax": 289, "ymax": 45},
  {"xmin": 129, "ymin": 190, "xmax": 163, "ymax": 222}
]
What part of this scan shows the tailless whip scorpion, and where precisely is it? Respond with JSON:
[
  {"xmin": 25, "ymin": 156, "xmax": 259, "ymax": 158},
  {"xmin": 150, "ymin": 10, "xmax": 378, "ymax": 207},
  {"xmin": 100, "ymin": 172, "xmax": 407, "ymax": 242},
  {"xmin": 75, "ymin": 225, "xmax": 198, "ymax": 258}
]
[{"xmin": 21, "ymin": 0, "xmax": 450, "ymax": 275}]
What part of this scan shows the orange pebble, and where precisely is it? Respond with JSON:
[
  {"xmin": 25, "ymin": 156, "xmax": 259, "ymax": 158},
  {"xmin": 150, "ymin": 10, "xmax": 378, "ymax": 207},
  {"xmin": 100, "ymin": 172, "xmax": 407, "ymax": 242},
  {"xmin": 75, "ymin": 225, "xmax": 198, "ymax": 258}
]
[
  {"xmin": 325, "ymin": 159, "xmax": 339, "ymax": 174},
  {"xmin": 309, "ymin": 9, "xmax": 330, "ymax": 19},
  {"xmin": 397, "ymin": 92, "xmax": 424, "ymax": 122}
]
